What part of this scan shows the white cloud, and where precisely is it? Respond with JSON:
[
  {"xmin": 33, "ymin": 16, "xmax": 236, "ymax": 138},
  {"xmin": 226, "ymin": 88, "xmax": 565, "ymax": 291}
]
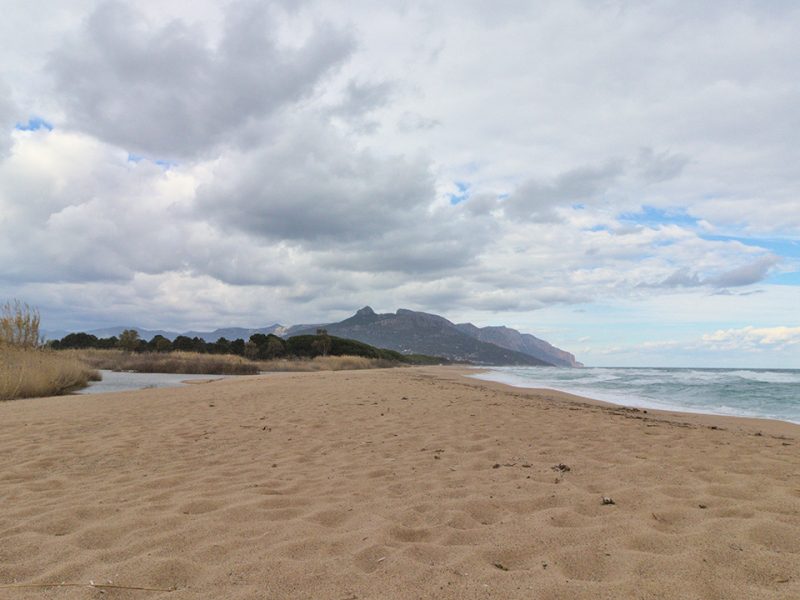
[
  {"xmin": 0, "ymin": 0, "xmax": 798, "ymax": 369},
  {"xmin": 701, "ymin": 326, "xmax": 800, "ymax": 351},
  {"xmin": 48, "ymin": 0, "xmax": 354, "ymax": 159},
  {"xmin": 0, "ymin": 79, "xmax": 15, "ymax": 158}
]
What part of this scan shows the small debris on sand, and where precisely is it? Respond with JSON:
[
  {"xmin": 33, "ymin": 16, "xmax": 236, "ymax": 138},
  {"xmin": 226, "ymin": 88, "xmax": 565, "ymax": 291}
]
[{"xmin": 601, "ymin": 497, "xmax": 616, "ymax": 505}]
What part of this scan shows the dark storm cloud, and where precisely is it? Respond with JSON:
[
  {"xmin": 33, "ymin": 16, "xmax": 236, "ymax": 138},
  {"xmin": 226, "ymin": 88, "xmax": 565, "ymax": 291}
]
[{"xmin": 48, "ymin": 0, "xmax": 354, "ymax": 159}]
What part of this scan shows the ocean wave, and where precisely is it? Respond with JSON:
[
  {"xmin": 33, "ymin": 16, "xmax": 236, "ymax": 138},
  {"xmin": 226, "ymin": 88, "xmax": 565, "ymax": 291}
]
[
  {"xmin": 727, "ymin": 370, "xmax": 800, "ymax": 384},
  {"xmin": 471, "ymin": 366, "xmax": 800, "ymax": 424}
]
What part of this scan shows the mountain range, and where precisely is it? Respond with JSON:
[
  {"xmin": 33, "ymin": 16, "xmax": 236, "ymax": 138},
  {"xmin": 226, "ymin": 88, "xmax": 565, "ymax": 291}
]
[{"xmin": 45, "ymin": 307, "xmax": 582, "ymax": 367}]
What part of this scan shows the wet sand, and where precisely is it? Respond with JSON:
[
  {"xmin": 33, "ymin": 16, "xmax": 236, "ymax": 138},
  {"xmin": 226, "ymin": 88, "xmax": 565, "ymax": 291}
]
[{"xmin": 1, "ymin": 366, "xmax": 798, "ymax": 599}]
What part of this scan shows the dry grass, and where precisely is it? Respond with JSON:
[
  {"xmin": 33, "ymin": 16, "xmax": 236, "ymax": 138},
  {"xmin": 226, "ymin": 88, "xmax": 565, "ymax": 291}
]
[
  {"xmin": 258, "ymin": 355, "xmax": 402, "ymax": 372},
  {"xmin": 0, "ymin": 346, "xmax": 101, "ymax": 401},
  {"xmin": 68, "ymin": 349, "xmax": 403, "ymax": 374},
  {"xmin": 68, "ymin": 349, "xmax": 261, "ymax": 375},
  {"xmin": 0, "ymin": 299, "xmax": 41, "ymax": 348}
]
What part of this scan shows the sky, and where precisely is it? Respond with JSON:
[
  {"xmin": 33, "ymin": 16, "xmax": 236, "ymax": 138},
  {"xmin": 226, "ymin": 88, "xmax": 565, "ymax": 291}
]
[{"xmin": 1, "ymin": 0, "xmax": 799, "ymax": 368}]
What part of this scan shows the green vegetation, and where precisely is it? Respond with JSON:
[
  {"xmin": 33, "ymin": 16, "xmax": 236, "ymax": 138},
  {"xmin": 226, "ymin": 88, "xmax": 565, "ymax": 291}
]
[{"xmin": 49, "ymin": 329, "xmax": 448, "ymax": 366}]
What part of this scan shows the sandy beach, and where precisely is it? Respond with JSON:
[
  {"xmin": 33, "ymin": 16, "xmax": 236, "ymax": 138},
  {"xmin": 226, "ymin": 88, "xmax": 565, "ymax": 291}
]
[{"xmin": 1, "ymin": 366, "xmax": 798, "ymax": 599}]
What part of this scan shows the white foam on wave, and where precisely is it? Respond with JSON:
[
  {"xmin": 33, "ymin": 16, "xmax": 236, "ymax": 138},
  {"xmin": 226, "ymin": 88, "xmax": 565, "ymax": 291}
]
[
  {"xmin": 728, "ymin": 370, "xmax": 800, "ymax": 384},
  {"xmin": 470, "ymin": 367, "xmax": 800, "ymax": 425}
]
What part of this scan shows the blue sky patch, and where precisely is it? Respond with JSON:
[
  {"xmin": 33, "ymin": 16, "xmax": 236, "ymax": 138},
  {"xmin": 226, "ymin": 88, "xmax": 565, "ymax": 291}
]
[
  {"xmin": 15, "ymin": 116, "xmax": 53, "ymax": 131},
  {"xmin": 769, "ymin": 271, "xmax": 800, "ymax": 285},
  {"xmin": 619, "ymin": 205, "xmax": 700, "ymax": 228},
  {"xmin": 128, "ymin": 153, "xmax": 176, "ymax": 169},
  {"xmin": 449, "ymin": 181, "xmax": 470, "ymax": 205}
]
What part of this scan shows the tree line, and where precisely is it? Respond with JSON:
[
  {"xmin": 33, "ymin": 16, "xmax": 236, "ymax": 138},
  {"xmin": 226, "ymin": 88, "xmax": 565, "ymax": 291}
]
[{"xmin": 48, "ymin": 329, "xmax": 447, "ymax": 364}]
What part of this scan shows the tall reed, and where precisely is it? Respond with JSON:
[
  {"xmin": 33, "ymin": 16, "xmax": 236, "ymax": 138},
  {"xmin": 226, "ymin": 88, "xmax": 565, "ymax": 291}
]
[
  {"xmin": 0, "ymin": 299, "xmax": 41, "ymax": 348},
  {"xmin": 0, "ymin": 346, "xmax": 100, "ymax": 401},
  {"xmin": 68, "ymin": 349, "xmax": 401, "ymax": 374},
  {"xmin": 69, "ymin": 349, "xmax": 261, "ymax": 375}
]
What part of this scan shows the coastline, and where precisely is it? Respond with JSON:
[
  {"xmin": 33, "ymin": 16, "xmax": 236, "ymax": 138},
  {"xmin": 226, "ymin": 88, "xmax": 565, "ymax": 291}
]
[
  {"xmin": 465, "ymin": 365, "xmax": 800, "ymax": 431},
  {"xmin": 454, "ymin": 365, "xmax": 800, "ymax": 438},
  {"xmin": 1, "ymin": 366, "xmax": 797, "ymax": 599}
]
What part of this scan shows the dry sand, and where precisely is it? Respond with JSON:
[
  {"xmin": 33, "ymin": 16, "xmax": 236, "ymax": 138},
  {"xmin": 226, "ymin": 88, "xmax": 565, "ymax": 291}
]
[{"xmin": 1, "ymin": 366, "xmax": 798, "ymax": 599}]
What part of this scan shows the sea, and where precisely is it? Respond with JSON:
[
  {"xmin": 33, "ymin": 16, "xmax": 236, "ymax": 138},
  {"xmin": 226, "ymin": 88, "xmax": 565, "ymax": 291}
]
[{"xmin": 472, "ymin": 366, "xmax": 800, "ymax": 424}]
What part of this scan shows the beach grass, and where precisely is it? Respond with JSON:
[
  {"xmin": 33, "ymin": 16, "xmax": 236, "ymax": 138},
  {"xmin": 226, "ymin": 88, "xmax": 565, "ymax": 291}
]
[
  {"xmin": 68, "ymin": 349, "xmax": 262, "ymax": 375},
  {"xmin": 68, "ymin": 348, "xmax": 403, "ymax": 375},
  {"xmin": 0, "ymin": 346, "xmax": 101, "ymax": 401}
]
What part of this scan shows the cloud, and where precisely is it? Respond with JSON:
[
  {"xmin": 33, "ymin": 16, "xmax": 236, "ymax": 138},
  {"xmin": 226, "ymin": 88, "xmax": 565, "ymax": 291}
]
[
  {"xmin": 657, "ymin": 268, "xmax": 703, "ymax": 288},
  {"xmin": 396, "ymin": 111, "xmax": 440, "ymax": 132},
  {"xmin": 707, "ymin": 255, "xmax": 779, "ymax": 288},
  {"xmin": 636, "ymin": 147, "xmax": 689, "ymax": 183},
  {"xmin": 0, "ymin": 129, "xmax": 195, "ymax": 283},
  {"xmin": 0, "ymin": 79, "xmax": 16, "ymax": 158},
  {"xmin": 196, "ymin": 116, "xmax": 435, "ymax": 245},
  {"xmin": 502, "ymin": 160, "xmax": 624, "ymax": 222},
  {"xmin": 329, "ymin": 79, "xmax": 394, "ymax": 132},
  {"xmin": 48, "ymin": 0, "xmax": 354, "ymax": 159},
  {"xmin": 0, "ymin": 0, "xmax": 798, "ymax": 370},
  {"xmin": 702, "ymin": 326, "xmax": 800, "ymax": 351}
]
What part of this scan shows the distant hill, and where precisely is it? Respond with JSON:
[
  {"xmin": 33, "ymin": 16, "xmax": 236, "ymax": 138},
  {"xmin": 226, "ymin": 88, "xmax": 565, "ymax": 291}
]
[
  {"xmin": 46, "ymin": 306, "xmax": 581, "ymax": 367},
  {"xmin": 455, "ymin": 323, "xmax": 582, "ymax": 367},
  {"xmin": 290, "ymin": 307, "xmax": 554, "ymax": 366}
]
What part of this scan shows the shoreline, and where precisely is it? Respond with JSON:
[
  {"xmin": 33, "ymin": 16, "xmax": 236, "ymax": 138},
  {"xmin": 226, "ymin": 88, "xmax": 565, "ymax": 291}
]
[
  {"xmin": 463, "ymin": 365, "xmax": 800, "ymax": 432},
  {"xmin": 2, "ymin": 366, "xmax": 798, "ymax": 599}
]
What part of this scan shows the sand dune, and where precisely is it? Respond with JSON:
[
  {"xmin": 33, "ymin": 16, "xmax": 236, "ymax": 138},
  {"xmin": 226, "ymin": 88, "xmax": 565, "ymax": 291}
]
[{"xmin": 1, "ymin": 367, "xmax": 798, "ymax": 599}]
